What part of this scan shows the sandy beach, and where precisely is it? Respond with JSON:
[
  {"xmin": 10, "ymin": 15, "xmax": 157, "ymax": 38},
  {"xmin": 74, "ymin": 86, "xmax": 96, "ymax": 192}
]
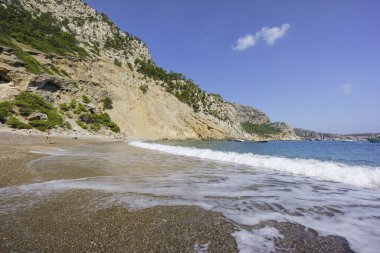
[
  {"xmin": 0, "ymin": 131, "xmax": 237, "ymax": 252},
  {"xmin": 0, "ymin": 131, "xmax": 355, "ymax": 252}
]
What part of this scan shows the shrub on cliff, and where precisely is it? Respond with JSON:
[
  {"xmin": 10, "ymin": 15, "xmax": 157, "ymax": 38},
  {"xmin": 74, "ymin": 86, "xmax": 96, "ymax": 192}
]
[
  {"xmin": 0, "ymin": 101, "xmax": 13, "ymax": 123},
  {"xmin": 0, "ymin": 3, "xmax": 88, "ymax": 57},
  {"xmin": 140, "ymin": 84, "xmax": 148, "ymax": 94},
  {"xmin": 114, "ymin": 58, "xmax": 122, "ymax": 67},
  {"xmin": 79, "ymin": 112, "xmax": 120, "ymax": 133},
  {"xmin": 82, "ymin": 95, "xmax": 91, "ymax": 104},
  {"xmin": 134, "ymin": 59, "xmax": 207, "ymax": 112},
  {"xmin": 74, "ymin": 103, "xmax": 88, "ymax": 114},
  {"xmin": 102, "ymin": 97, "xmax": 113, "ymax": 109},
  {"xmin": 6, "ymin": 116, "xmax": 31, "ymax": 129},
  {"xmin": 15, "ymin": 92, "xmax": 52, "ymax": 116},
  {"xmin": 14, "ymin": 92, "xmax": 63, "ymax": 130},
  {"xmin": 241, "ymin": 122, "xmax": 282, "ymax": 137},
  {"xmin": 60, "ymin": 103, "xmax": 70, "ymax": 111}
]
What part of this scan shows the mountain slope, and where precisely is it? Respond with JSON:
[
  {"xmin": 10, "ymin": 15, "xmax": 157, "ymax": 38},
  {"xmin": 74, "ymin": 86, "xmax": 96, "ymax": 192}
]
[{"xmin": 0, "ymin": 0, "xmax": 298, "ymax": 140}]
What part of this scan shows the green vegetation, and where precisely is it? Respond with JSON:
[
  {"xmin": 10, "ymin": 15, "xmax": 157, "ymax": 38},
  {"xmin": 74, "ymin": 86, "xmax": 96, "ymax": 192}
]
[
  {"xmin": 0, "ymin": 101, "xmax": 13, "ymax": 123},
  {"xmin": 69, "ymin": 99, "xmax": 77, "ymax": 109},
  {"xmin": 14, "ymin": 92, "xmax": 63, "ymax": 131},
  {"xmin": 0, "ymin": 36, "xmax": 46, "ymax": 74},
  {"xmin": 134, "ymin": 59, "xmax": 207, "ymax": 112},
  {"xmin": 79, "ymin": 112, "xmax": 120, "ymax": 132},
  {"xmin": 0, "ymin": 3, "xmax": 88, "ymax": 57},
  {"xmin": 114, "ymin": 58, "xmax": 122, "ymax": 67},
  {"xmin": 74, "ymin": 103, "xmax": 88, "ymax": 114},
  {"xmin": 60, "ymin": 69, "xmax": 71, "ymax": 78},
  {"xmin": 6, "ymin": 116, "xmax": 31, "ymax": 129},
  {"xmin": 1, "ymin": 93, "xmax": 69, "ymax": 131},
  {"xmin": 13, "ymin": 46, "xmax": 45, "ymax": 74},
  {"xmin": 139, "ymin": 84, "xmax": 149, "ymax": 94},
  {"xmin": 82, "ymin": 95, "xmax": 91, "ymax": 104},
  {"xmin": 64, "ymin": 122, "xmax": 72, "ymax": 129},
  {"xmin": 76, "ymin": 120, "xmax": 87, "ymax": 129},
  {"xmin": 57, "ymin": 98, "xmax": 120, "ymax": 133},
  {"xmin": 90, "ymin": 123, "xmax": 101, "ymax": 131},
  {"xmin": 15, "ymin": 92, "xmax": 50, "ymax": 116},
  {"xmin": 206, "ymin": 110, "xmax": 229, "ymax": 122},
  {"xmin": 59, "ymin": 103, "xmax": 70, "ymax": 111},
  {"xmin": 50, "ymin": 65, "xmax": 62, "ymax": 76},
  {"xmin": 102, "ymin": 97, "xmax": 113, "ymax": 109},
  {"xmin": 241, "ymin": 122, "xmax": 282, "ymax": 137},
  {"xmin": 104, "ymin": 30, "xmax": 139, "ymax": 52},
  {"xmin": 66, "ymin": 112, "xmax": 73, "ymax": 119}
]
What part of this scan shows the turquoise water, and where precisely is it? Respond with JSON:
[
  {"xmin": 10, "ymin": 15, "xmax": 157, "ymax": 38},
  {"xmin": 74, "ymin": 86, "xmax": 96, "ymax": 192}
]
[{"xmin": 157, "ymin": 140, "xmax": 380, "ymax": 167}]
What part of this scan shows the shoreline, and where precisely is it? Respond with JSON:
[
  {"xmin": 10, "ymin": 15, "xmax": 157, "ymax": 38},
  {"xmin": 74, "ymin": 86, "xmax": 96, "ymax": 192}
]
[
  {"xmin": 0, "ymin": 130, "xmax": 113, "ymax": 187},
  {"xmin": 0, "ymin": 132, "xmax": 356, "ymax": 252},
  {"xmin": 0, "ymin": 131, "xmax": 239, "ymax": 252}
]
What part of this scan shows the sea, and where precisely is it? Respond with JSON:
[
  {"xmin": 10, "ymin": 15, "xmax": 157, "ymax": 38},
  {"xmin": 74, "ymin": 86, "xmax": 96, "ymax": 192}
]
[{"xmin": 1, "ymin": 140, "xmax": 380, "ymax": 252}]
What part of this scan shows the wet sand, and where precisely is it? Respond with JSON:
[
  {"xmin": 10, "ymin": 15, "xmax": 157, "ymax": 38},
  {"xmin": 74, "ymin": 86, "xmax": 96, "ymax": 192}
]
[
  {"xmin": 0, "ymin": 132, "xmax": 43, "ymax": 186},
  {"xmin": 0, "ymin": 132, "xmax": 355, "ymax": 252},
  {"xmin": 0, "ymin": 190, "xmax": 236, "ymax": 253}
]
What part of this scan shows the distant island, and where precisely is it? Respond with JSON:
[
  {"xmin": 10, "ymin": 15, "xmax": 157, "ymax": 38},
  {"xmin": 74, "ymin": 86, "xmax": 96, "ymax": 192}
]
[{"xmin": 294, "ymin": 128, "xmax": 379, "ymax": 141}]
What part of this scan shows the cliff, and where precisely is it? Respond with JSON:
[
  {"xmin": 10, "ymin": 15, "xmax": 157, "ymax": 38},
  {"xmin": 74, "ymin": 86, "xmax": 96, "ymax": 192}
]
[
  {"xmin": 0, "ymin": 0, "xmax": 298, "ymax": 140},
  {"xmin": 294, "ymin": 128, "xmax": 375, "ymax": 141}
]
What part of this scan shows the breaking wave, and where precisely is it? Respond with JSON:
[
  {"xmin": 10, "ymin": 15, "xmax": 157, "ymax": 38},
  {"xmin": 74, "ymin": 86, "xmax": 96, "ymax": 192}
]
[{"xmin": 129, "ymin": 141, "xmax": 380, "ymax": 188}]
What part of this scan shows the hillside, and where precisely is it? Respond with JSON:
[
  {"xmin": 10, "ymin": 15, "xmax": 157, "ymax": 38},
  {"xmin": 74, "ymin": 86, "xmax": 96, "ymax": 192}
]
[
  {"xmin": 294, "ymin": 128, "xmax": 377, "ymax": 141},
  {"xmin": 0, "ymin": 0, "xmax": 298, "ymax": 140}
]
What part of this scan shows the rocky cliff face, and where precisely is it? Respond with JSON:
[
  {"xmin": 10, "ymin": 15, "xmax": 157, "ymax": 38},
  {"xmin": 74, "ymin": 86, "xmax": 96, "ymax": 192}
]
[
  {"xmin": 18, "ymin": 0, "xmax": 151, "ymax": 66},
  {"xmin": 293, "ymin": 128, "xmax": 372, "ymax": 141},
  {"xmin": 0, "ymin": 0, "xmax": 298, "ymax": 140}
]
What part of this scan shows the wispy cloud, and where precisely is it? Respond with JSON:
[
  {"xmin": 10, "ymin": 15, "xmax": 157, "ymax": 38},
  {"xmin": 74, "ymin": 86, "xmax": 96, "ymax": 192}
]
[
  {"xmin": 341, "ymin": 84, "xmax": 353, "ymax": 94},
  {"xmin": 233, "ymin": 23, "xmax": 290, "ymax": 51},
  {"xmin": 261, "ymin": 23, "xmax": 290, "ymax": 46}
]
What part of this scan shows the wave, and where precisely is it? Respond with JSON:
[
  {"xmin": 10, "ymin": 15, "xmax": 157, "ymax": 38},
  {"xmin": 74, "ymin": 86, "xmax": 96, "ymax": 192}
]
[{"xmin": 129, "ymin": 141, "xmax": 380, "ymax": 188}]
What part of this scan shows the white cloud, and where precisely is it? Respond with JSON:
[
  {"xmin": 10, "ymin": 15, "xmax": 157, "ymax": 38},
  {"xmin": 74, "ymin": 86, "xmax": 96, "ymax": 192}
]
[
  {"xmin": 341, "ymin": 84, "xmax": 353, "ymax": 94},
  {"xmin": 261, "ymin": 23, "xmax": 290, "ymax": 46},
  {"xmin": 232, "ymin": 23, "xmax": 290, "ymax": 51},
  {"xmin": 232, "ymin": 33, "xmax": 259, "ymax": 51}
]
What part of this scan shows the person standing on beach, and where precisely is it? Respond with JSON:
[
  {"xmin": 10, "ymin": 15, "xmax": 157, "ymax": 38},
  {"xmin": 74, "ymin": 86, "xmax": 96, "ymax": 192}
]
[{"xmin": 44, "ymin": 128, "xmax": 52, "ymax": 144}]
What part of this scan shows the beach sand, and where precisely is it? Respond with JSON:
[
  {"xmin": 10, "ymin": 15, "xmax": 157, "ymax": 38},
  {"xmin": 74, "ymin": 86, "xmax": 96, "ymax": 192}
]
[
  {"xmin": 0, "ymin": 131, "xmax": 354, "ymax": 252},
  {"xmin": 0, "ymin": 131, "xmax": 237, "ymax": 252}
]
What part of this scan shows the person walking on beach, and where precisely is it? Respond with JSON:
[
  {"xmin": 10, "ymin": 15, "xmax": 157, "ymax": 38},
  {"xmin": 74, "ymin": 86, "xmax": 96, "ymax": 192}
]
[{"xmin": 44, "ymin": 128, "xmax": 52, "ymax": 144}]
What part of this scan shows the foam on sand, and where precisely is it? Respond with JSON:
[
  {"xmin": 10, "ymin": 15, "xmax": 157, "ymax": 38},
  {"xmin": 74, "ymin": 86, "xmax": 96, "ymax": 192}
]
[{"xmin": 232, "ymin": 226, "xmax": 283, "ymax": 253}]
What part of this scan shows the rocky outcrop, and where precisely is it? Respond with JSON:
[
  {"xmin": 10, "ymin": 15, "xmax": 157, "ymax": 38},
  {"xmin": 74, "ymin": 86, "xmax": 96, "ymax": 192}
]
[
  {"xmin": 293, "ymin": 128, "xmax": 371, "ymax": 141},
  {"xmin": 18, "ymin": 0, "xmax": 151, "ymax": 67},
  {"xmin": 271, "ymin": 122, "xmax": 297, "ymax": 136},
  {"xmin": 232, "ymin": 103, "xmax": 270, "ymax": 124},
  {"xmin": 28, "ymin": 112, "xmax": 48, "ymax": 121}
]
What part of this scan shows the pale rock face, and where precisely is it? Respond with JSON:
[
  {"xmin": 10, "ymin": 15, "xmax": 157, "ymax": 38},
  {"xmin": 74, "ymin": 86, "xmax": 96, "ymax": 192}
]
[
  {"xmin": 0, "ymin": 0, "xmax": 299, "ymax": 140},
  {"xmin": 19, "ymin": 0, "xmax": 151, "ymax": 66}
]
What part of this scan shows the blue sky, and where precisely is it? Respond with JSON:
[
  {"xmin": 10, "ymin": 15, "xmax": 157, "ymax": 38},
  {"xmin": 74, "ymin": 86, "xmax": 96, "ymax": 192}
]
[{"xmin": 84, "ymin": 0, "xmax": 380, "ymax": 134}]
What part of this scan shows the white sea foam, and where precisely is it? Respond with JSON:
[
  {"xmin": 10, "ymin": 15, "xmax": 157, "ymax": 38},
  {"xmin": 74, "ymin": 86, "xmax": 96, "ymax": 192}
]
[
  {"xmin": 129, "ymin": 141, "xmax": 380, "ymax": 188},
  {"xmin": 232, "ymin": 226, "xmax": 283, "ymax": 253},
  {"xmin": 30, "ymin": 148, "xmax": 66, "ymax": 156}
]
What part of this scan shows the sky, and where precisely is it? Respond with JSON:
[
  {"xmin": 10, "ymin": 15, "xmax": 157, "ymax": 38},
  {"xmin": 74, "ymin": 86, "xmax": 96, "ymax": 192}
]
[{"xmin": 84, "ymin": 0, "xmax": 380, "ymax": 134}]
